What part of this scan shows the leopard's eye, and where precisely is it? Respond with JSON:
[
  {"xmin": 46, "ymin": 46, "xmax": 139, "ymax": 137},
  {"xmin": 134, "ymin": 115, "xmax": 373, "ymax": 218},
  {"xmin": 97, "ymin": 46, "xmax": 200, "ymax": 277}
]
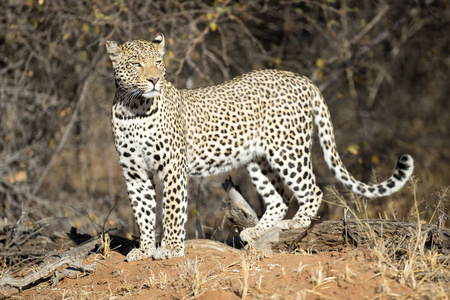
[
  {"xmin": 131, "ymin": 61, "xmax": 142, "ymax": 68},
  {"xmin": 155, "ymin": 60, "xmax": 163, "ymax": 65}
]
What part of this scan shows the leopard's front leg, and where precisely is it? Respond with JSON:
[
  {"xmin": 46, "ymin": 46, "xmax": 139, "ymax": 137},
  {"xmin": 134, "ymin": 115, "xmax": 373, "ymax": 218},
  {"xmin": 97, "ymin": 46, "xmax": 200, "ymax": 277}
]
[
  {"xmin": 152, "ymin": 165, "xmax": 188, "ymax": 260},
  {"xmin": 123, "ymin": 173, "xmax": 158, "ymax": 261}
]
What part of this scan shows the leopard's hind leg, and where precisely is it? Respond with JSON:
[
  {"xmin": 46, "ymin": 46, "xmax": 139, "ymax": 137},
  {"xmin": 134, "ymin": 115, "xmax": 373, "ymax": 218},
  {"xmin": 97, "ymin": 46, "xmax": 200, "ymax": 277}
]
[
  {"xmin": 240, "ymin": 158, "xmax": 288, "ymax": 241},
  {"xmin": 266, "ymin": 144, "xmax": 323, "ymax": 230}
]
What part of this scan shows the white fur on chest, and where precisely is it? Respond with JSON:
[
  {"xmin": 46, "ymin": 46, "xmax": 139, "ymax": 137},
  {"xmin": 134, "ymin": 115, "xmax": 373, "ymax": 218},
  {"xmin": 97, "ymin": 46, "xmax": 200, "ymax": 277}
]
[{"xmin": 112, "ymin": 115, "xmax": 162, "ymax": 173}]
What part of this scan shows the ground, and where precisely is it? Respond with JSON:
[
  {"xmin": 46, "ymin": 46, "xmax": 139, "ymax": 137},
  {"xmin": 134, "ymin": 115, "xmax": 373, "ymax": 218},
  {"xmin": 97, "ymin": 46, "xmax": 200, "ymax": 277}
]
[{"xmin": 17, "ymin": 240, "xmax": 416, "ymax": 300}]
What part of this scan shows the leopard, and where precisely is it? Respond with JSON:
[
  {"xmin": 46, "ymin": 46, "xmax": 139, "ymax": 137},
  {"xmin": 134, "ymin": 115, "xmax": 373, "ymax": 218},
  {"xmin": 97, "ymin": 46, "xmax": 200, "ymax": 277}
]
[{"xmin": 106, "ymin": 34, "xmax": 414, "ymax": 261}]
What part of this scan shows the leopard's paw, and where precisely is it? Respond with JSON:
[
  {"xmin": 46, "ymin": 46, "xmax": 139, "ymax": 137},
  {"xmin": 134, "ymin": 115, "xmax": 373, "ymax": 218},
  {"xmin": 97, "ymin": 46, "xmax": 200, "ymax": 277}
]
[
  {"xmin": 152, "ymin": 244, "xmax": 185, "ymax": 260},
  {"xmin": 126, "ymin": 247, "xmax": 156, "ymax": 262},
  {"xmin": 275, "ymin": 217, "xmax": 311, "ymax": 230},
  {"xmin": 240, "ymin": 226, "xmax": 265, "ymax": 242}
]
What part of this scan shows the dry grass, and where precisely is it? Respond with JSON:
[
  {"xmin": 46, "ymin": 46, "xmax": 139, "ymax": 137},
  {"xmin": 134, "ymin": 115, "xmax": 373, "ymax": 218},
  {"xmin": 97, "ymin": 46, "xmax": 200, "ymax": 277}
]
[
  {"xmin": 326, "ymin": 178, "xmax": 450, "ymax": 299},
  {"xmin": 176, "ymin": 257, "xmax": 207, "ymax": 298},
  {"xmin": 240, "ymin": 255, "xmax": 249, "ymax": 299},
  {"xmin": 308, "ymin": 261, "xmax": 337, "ymax": 289},
  {"xmin": 145, "ymin": 270, "xmax": 169, "ymax": 290}
]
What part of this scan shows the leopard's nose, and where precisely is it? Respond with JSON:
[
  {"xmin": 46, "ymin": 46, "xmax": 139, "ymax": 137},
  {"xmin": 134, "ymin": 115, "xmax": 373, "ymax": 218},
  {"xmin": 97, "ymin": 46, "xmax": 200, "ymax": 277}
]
[{"xmin": 147, "ymin": 77, "xmax": 159, "ymax": 85}]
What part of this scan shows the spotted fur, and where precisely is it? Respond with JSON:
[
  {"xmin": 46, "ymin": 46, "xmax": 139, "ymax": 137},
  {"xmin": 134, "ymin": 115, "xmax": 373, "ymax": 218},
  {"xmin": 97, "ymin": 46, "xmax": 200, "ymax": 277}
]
[{"xmin": 106, "ymin": 34, "xmax": 414, "ymax": 261}]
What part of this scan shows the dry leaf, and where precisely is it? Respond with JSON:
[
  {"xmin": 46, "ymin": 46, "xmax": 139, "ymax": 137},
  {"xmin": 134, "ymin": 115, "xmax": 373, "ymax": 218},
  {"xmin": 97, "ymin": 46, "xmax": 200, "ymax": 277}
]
[{"xmin": 14, "ymin": 170, "xmax": 27, "ymax": 182}]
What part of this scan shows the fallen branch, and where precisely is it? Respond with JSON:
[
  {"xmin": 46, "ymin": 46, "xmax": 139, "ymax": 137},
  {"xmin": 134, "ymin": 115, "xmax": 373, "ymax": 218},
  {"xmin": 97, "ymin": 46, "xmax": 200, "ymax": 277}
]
[
  {"xmin": 0, "ymin": 235, "xmax": 102, "ymax": 299},
  {"xmin": 270, "ymin": 219, "xmax": 450, "ymax": 255},
  {"xmin": 221, "ymin": 176, "xmax": 258, "ymax": 229},
  {"xmin": 222, "ymin": 177, "xmax": 450, "ymax": 255}
]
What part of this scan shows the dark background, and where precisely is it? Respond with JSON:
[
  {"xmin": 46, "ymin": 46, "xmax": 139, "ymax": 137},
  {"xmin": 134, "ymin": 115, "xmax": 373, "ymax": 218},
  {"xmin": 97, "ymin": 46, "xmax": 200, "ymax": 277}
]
[{"xmin": 1, "ymin": 0, "xmax": 448, "ymax": 242}]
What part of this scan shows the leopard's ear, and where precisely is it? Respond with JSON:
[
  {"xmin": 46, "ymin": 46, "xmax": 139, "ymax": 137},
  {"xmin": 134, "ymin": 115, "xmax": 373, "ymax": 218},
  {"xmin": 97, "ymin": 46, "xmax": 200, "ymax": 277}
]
[
  {"xmin": 152, "ymin": 33, "xmax": 165, "ymax": 56},
  {"xmin": 106, "ymin": 41, "xmax": 122, "ymax": 62}
]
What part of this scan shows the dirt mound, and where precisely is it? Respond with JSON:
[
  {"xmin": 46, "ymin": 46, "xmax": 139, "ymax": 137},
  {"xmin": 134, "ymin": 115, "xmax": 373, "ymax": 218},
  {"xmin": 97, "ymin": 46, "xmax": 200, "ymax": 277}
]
[{"xmin": 18, "ymin": 240, "xmax": 415, "ymax": 299}]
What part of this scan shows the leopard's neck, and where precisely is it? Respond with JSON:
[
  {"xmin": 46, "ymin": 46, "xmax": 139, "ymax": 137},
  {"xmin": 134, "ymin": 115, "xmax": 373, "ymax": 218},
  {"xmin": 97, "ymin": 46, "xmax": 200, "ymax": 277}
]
[
  {"xmin": 112, "ymin": 88, "xmax": 159, "ymax": 120},
  {"xmin": 111, "ymin": 81, "xmax": 184, "ymax": 122}
]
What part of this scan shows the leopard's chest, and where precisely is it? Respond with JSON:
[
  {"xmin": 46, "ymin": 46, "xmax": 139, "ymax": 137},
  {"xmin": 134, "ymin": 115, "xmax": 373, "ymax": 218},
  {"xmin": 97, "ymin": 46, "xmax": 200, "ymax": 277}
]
[{"xmin": 112, "ymin": 115, "xmax": 164, "ymax": 173}]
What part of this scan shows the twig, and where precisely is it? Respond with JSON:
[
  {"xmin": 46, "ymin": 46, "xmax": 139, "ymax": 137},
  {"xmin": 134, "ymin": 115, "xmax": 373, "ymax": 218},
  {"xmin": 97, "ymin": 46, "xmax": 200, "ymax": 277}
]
[
  {"xmin": 350, "ymin": 5, "xmax": 390, "ymax": 45},
  {"xmin": 343, "ymin": 208, "xmax": 358, "ymax": 248},
  {"xmin": 51, "ymin": 262, "xmax": 96, "ymax": 287},
  {"xmin": 287, "ymin": 217, "xmax": 318, "ymax": 252},
  {"xmin": 0, "ymin": 59, "xmax": 25, "ymax": 75}
]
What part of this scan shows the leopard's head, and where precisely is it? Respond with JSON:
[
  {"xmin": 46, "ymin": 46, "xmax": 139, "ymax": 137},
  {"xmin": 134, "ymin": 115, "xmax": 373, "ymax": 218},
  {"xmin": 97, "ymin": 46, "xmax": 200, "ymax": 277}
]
[{"xmin": 106, "ymin": 34, "xmax": 166, "ymax": 99}]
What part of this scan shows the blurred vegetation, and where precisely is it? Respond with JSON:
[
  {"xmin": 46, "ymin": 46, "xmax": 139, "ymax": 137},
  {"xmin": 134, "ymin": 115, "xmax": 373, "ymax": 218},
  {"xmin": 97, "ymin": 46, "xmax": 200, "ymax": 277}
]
[{"xmin": 0, "ymin": 0, "xmax": 449, "ymax": 242}]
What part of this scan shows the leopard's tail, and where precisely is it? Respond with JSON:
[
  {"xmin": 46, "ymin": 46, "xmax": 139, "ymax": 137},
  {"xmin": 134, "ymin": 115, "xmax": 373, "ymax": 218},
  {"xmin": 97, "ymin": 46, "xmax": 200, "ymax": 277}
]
[{"xmin": 311, "ymin": 84, "xmax": 414, "ymax": 198}]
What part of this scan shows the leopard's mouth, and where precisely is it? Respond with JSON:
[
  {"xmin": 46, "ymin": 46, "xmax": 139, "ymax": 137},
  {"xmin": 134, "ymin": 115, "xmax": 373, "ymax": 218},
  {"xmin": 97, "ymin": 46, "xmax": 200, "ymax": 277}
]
[
  {"xmin": 142, "ymin": 88, "xmax": 160, "ymax": 98},
  {"xmin": 125, "ymin": 82, "xmax": 159, "ymax": 99},
  {"xmin": 142, "ymin": 81, "xmax": 161, "ymax": 98}
]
